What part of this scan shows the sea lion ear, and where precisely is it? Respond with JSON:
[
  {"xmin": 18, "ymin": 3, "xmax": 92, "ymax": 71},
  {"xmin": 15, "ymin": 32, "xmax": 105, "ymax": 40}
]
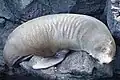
[{"xmin": 32, "ymin": 50, "xmax": 69, "ymax": 69}]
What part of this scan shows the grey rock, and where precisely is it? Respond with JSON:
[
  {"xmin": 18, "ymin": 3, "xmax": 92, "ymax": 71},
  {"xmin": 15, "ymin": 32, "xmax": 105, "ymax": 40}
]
[
  {"xmin": 4, "ymin": 0, "xmax": 33, "ymax": 11},
  {"xmin": 20, "ymin": 0, "xmax": 76, "ymax": 21},
  {"xmin": 20, "ymin": 51, "xmax": 113, "ymax": 80},
  {"xmin": 106, "ymin": 2, "xmax": 120, "ymax": 76},
  {"xmin": 19, "ymin": 0, "xmax": 33, "ymax": 9},
  {"xmin": 20, "ymin": 1, "xmax": 43, "ymax": 21},
  {"xmin": 107, "ymin": 0, "xmax": 120, "ymax": 40},
  {"xmin": 114, "ymin": 46, "xmax": 120, "ymax": 75},
  {"xmin": 0, "ymin": 18, "xmax": 5, "ymax": 27},
  {"xmin": 0, "ymin": 50, "xmax": 5, "ymax": 79},
  {"xmin": 3, "ymin": 0, "xmax": 33, "ymax": 22},
  {"xmin": 70, "ymin": 0, "xmax": 106, "ymax": 22},
  {"xmin": 0, "ymin": 0, "xmax": 106, "ymax": 22},
  {"xmin": 0, "ymin": 0, "xmax": 13, "ymax": 19},
  {"xmin": 0, "ymin": 50, "xmax": 5, "ymax": 66},
  {"xmin": 48, "ymin": 0, "xmax": 76, "ymax": 13},
  {"xmin": 20, "ymin": 0, "xmax": 106, "ymax": 22}
]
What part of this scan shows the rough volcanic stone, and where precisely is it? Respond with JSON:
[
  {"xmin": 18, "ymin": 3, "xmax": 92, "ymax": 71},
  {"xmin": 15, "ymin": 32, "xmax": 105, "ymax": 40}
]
[
  {"xmin": 48, "ymin": 0, "xmax": 76, "ymax": 13},
  {"xmin": 0, "ymin": 50, "xmax": 4, "ymax": 66},
  {"xmin": 20, "ymin": 51, "xmax": 113, "ymax": 80},
  {"xmin": 0, "ymin": 18, "xmax": 5, "ymax": 28},
  {"xmin": 19, "ymin": 0, "xmax": 33, "ymax": 9},
  {"xmin": 70, "ymin": 0, "xmax": 106, "ymax": 22},
  {"xmin": 0, "ymin": 0, "xmax": 13, "ymax": 19},
  {"xmin": 107, "ymin": 0, "xmax": 120, "ymax": 40},
  {"xmin": 114, "ymin": 46, "xmax": 120, "ymax": 75}
]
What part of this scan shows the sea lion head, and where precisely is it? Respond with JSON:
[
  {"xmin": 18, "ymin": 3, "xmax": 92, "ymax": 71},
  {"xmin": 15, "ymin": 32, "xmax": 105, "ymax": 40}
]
[{"xmin": 93, "ymin": 39, "xmax": 116, "ymax": 64}]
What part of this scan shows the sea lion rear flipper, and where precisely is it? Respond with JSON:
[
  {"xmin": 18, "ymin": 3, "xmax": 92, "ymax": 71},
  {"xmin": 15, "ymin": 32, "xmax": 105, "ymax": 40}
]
[
  {"xmin": 13, "ymin": 55, "xmax": 33, "ymax": 67},
  {"xmin": 32, "ymin": 50, "xmax": 69, "ymax": 69}
]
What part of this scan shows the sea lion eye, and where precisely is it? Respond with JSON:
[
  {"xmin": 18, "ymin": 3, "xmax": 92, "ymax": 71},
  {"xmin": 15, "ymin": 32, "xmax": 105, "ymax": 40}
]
[{"xmin": 95, "ymin": 46, "xmax": 102, "ymax": 51}]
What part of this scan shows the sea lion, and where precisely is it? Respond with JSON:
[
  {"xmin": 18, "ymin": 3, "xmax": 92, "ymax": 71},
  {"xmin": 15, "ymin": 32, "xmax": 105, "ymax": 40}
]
[{"xmin": 3, "ymin": 14, "xmax": 116, "ymax": 69}]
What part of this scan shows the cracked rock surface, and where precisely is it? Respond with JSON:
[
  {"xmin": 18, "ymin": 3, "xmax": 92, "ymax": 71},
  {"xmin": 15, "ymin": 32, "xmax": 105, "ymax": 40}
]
[
  {"xmin": 20, "ymin": 51, "xmax": 113, "ymax": 80},
  {"xmin": 0, "ymin": 0, "xmax": 120, "ymax": 80}
]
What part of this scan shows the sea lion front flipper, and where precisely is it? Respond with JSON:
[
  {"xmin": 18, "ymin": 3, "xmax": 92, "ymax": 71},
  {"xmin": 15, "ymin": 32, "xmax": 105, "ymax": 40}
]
[{"xmin": 32, "ymin": 50, "xmax": 69, "ymax": 69}]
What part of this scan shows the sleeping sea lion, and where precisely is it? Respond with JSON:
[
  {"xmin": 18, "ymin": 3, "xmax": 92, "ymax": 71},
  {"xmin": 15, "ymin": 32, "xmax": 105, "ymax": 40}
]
[{"xmin": 3, "ymin": 14, "xmax": 116, "ymax": 69}]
